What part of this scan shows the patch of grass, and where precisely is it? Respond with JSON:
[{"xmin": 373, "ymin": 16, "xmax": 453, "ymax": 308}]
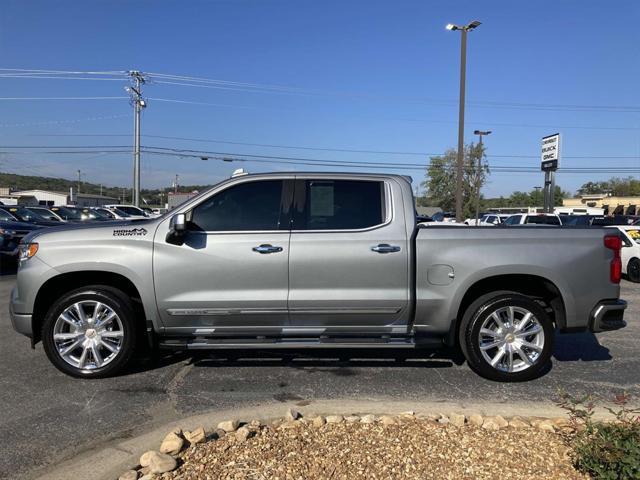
[{"xmin": 558, "ymin": 392, "xmax": 640, "ymax": 480}]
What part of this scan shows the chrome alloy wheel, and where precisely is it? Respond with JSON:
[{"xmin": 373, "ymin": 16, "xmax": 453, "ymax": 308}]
[
  {"xmin": 53, "ymin": 301, "xmax": 124, "ymax": 370},
  {"xmin": 478, "ymin": 305, "xmax": 545, "ymax": 373}
]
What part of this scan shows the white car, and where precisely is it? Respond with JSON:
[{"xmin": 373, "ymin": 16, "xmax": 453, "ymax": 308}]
[
  {"xmin": 464, "ymin": 214, "xmax": 511, "ymax": 226},
  {"xmin": 606, "ymin": 226, "xmax": 640, "ymax": 282},
  {"xmin": 104, "ymin": 204, "xmax": 149, "ymax": 219},
  {"xmin": 503, "ymin": 213, "xmax": 562, "ymax": 226}
]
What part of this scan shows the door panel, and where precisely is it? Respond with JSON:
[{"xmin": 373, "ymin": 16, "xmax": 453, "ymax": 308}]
[
  {"xmin": 154, "ymin": 231, "xmax": 290, "ymax": 329},
  {"xmin": 153, "ymin": 178, "xmax": 293, "ymax": 332},
  {"xmin": 288, "ymin": 178, "xmax": 410, "ymax": 328}
]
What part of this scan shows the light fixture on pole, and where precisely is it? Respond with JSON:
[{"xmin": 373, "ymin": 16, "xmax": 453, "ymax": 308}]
[
  {"xmin": 472, "ymin": 129, "xmax": 491, "ymax": 225},
  {"xmin": 447, "ymin": 20, "xmax": 482, "ymax": 222}
]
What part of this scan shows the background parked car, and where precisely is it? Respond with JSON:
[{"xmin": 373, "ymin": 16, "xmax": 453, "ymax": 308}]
[
  {"xmin": 431, "ymin": 211, "xmax": 457, "ymax": 223},
  {"xmin": 503, "ymin": 213, "xmax": 562, "ymax": 226},
  {"xmin": 0, "ymin": 219, "xmax": 43, "ymax": 272},
  {"xmin": 464, "ymin": 213, "xmax": 511, "ymax": 226},
  {"xmin": 606, "ymin": 225, "xmax": 640, "ymax": 283},
  {"xmin": 104, "ymin": 204, "xmax": 149, "ymax": 219},
  {"xmin": 26, "ymin": 206, "xmax": 65, "ymax": 222},
  {"xmin": 0, "ymin": 205, "xmax": 62, "ymax": 227}
]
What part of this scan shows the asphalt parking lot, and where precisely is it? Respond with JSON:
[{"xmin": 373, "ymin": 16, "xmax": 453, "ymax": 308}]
[{"xmin": 1, "ymin": 275, "xmax": 639, "ymax": 480}]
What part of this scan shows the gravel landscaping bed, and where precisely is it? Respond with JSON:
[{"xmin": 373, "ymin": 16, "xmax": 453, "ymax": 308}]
[{"xmin": 122, "ymin": 412, "xmax": 588, "ymax": 480}]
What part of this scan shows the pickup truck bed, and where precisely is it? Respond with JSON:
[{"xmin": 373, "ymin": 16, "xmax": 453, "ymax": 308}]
[{"xmin": 10, "ymin": 172, "xmax": 627, "ymax": 381}]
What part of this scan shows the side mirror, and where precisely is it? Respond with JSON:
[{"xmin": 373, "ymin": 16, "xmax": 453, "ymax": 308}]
[{"xmin": 166, "ymin": 213, "xmax": 186, "ymax": 245}]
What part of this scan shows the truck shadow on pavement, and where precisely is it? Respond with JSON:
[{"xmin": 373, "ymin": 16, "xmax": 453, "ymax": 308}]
[
  {"xmin": 552, "ymin": 331, "xmax": 612, "ymax": 362},
  {"xmin": 128, "ymin": 333, "xmax": 611, "ymax": 380}
]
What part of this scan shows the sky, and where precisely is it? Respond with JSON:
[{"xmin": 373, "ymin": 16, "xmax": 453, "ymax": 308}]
[{"xmin": 0, "ymin": 0, "xmax": 639, "ymax": 197}]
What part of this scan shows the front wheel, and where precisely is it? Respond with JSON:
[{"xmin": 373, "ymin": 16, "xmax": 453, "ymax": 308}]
[
  {"xmin": 627, "ymin": 258, "xmax": 640, "ymax": 283},
  {"xmin": 42, "ymin": 286, "xmax": 137, "ymax": 378},
  {"xmin": 459, "ymin": 293, "xmax": 554, "ymax": 382}
]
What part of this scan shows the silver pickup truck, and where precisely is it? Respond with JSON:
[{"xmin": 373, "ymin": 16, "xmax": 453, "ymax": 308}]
[{"xmin": 10, "ymin": 172, "xmax": 627, "ymax": 381}]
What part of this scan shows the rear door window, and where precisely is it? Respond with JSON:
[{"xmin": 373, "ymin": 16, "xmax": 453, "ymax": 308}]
[{"xmin": 293, "ymin": 179, "xmax": 385, "ymax": 230}]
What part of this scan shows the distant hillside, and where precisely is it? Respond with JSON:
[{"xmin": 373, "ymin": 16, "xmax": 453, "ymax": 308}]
[{"xmin": 0, "ymin": 172, "xmax": 213, "ymax": 206}]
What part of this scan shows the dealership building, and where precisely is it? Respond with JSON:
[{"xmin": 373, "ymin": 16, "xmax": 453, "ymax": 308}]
[
  {"xmin": 562, "ymin": 194, "xmax": 640, "ymax": 216},
  {"xmin": 1, "ymin": 188, "xmax": 117, "ymax": 207}
]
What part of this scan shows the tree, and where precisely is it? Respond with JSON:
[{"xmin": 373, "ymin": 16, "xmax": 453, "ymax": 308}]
[
  {"xmin": 578, "ymin": 177, "xmax": 640, "ymax": 197},
  {"xmin": 483, "ymin": 186, "xmax": 567, "ymax": 209},
  {"xmin": 418, "ymin": 143, "xmax": 489, "ymax": 218}
]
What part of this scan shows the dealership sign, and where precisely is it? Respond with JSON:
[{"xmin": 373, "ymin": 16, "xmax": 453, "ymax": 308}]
[{"xmin": 541, "ymin": 133, "xmax": 560, "ymax": 171}]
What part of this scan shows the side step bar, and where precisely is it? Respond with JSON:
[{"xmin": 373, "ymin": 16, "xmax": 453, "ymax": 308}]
[{"xmin": 158, "ymin": 335, "xmax": 443, "ymax": 350}]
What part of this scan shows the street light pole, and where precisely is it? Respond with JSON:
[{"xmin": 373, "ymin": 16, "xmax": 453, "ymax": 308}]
[
  {"xmin": 127, "ymin": 71, "xmax": 146, "ymax": 207},
  {"xmin": 473, "ymin": 130, "xmax": 491, "ymax": 225},
  {"xmin": 447, "ymin": 20, "xmax": 481, "ymax": 222}
]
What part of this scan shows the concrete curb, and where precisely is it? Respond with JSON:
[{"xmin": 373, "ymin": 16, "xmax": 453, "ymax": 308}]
[{"xmin": 35, "ymin": 398, "xmax": 588, "ymax": 480}]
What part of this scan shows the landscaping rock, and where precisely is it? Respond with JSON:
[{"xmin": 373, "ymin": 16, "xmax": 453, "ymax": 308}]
[
  {"xmin": 184, "ymin": 427, "xmax": 206, "ymax": 445},
  {"xmin": 469, "ymin": 414, "xmax": 484, "ymax": 427},
  {"xmin": 285, "ymin": 408, "xmax": 301, "ymax": 421},
  {"xmin": 312, "ymin": 416, "xmax": 326, "ymax": 427},
  {"xmin": 380, "ymin": 415, "xmax": 397, "ymax": 426},
  {"xmin": 217, "ymin": 419, "xmax": 239, "ymax": 432},
  {"xmin": 437, "ymin": 414, "xmax": 450, "ymax": 425},
  {"xmin": 360, "ymin": 414, "xmax": 377, "ymax": 424},
  {"xmin": 118, "ymin": 470, "xmax": 138, "ymax": 480},
  {"xmin": 235, "ymin": 426, "xmax": 251, "ymax": 443},
  {"xmin": 482, "ymin": 417, "xmax": 505, "ymax": 431},
  {"xmin": 139, "ymin": 451, "xmax": 177, "ymax": 474},
  {"xmin": 214, "ymin": 428, "xmax": 227, "ymax": 439},
  {"xmin": 345, "ymin": 415, "xmax": 360, "ymax": 423},
  {"xmin": 326, "ymin": 415, "xmax": 343, "ymax": 424},
  {"xmin": 509, "ymin": 417, "xmax": 530, "ymax": 429},
  {"xmin": 159, "ymin": 430, "xmax": 184, "ymax": 455},
  {"xmin": 449, "ymin": 413, "xmax": 466, "ymax": 427},
  {"xmin": 538, "ymin": 420, "xmax": 556, "ymax": 433}
]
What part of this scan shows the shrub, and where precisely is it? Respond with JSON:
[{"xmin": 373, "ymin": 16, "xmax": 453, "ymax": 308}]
[{"xmin": 557, "ymin": 392, "xmax": 640, "ymax": 480}]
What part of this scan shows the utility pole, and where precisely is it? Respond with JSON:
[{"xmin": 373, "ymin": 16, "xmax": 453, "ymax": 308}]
[
  {"xmin": 447, "ymin": 20, "xmax": 481, "ymax": 222},
  {"xmin": 473, "ymin": 130, "xmax": 491, "ymax": 225},
  {"xmin": 76, "ymin": 169, "xmax": 82, "ymax": 195},
  {"xmin": 174, "ymin": 174, "xmax": 179, "ymax": 194},
  {"xmin": 127, "ymin": 71, "xmax": 147, "ymax": 207}
]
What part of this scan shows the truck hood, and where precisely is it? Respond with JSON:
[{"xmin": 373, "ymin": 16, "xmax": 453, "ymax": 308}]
[{"xmin": 21, "ymin": 218, "xmax": 157, "ymax": 244}]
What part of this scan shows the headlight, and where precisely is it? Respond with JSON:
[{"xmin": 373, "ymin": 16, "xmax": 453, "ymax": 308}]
[{"xmin": 18, "ymin": 243, "xmax": 38, "ymax": 262}]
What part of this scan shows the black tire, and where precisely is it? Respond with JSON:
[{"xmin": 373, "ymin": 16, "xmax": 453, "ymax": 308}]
[
  {"xmin": 627, "ymin": 258, "xmax": 640, "ymax": 283},
  {"xmin": 459, "ymin": 293, "xmax": 554, "ymax": 382},
  {"xmin": 42, "ymin": 286, "xmax": 137, "ymax": 378}
]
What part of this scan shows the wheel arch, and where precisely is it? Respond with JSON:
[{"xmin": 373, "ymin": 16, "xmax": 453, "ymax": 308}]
[
  {"xmin": 32, "ymin": 271, "xmax": 149, "ymax": 345},
  {"xmin": 445, "ymin": 273, "xmax": 566, "ymax": 347}
]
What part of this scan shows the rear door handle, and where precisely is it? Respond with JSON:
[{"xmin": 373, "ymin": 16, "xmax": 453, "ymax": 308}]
[
  {"xmin": 371, "ymin": 243, "xmax": 401, "ymax": 254},
  {"xmin": 252, "ymin": 244, "xmax": 283, "ymax": 254}
]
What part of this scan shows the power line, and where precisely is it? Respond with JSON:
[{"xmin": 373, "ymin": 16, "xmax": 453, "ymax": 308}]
[
  {"xmin": 0, "ymin": 96, "xmax": 127, "ymax": 101},
  {"xmin": 11, "ymin": 139, "xmax": 639, "ymax": 161}
]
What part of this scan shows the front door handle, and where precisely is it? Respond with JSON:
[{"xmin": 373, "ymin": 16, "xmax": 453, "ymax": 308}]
[
  {"xmin": 252, "ymin": 244, "xmax": 283, "ymax": 254},
  {"xmin": 371, "ymin": 243, "xmax": 401, "ymax": 254}
]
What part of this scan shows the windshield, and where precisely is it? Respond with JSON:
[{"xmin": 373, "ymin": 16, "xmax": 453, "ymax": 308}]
[
  {"xmin": 50, "ymin": 206, "xmax": 83, "ymax": 220},
  {"xmin": 27, "ymin": 208, "xmax": 61, "ymax": 221},
  {"xmin": 2, "ymin": 206, "xmax": 48, "ymax": 222},
  {"xmin": 116, "ymin": 206, "xmax": 147, "ymax": 216},
  {"xmin": 90, "ymin": 209, "xmax": 112, "ymax": 219},
  {"xmin": 0, "ymin": 209, "xmax": 17, "ymax": 221},
  {"xmin": 627, "ymin": 229, "xmax": 640, "ymax": 244}
]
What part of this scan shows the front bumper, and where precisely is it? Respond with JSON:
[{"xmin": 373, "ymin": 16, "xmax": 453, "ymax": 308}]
[
  {"xmin": 589, "ymin": 299, "xmax": 627, "ymax": 333},
  {"xmin": 9, "ymin": 300, "xmax": 33, "ymax": 338}
]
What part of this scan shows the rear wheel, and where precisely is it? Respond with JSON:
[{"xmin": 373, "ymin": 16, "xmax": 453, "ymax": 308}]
[
  {"xmin": 627, "ymin": 258, "xmax": 640, "ymax": 283},
  {"xmin": 42, "ymin": 286, "xmax": 137, "ymax": 378},
  {"xmin": 459, "ymin": 293, "xmax": 554, "ymax": 382}
]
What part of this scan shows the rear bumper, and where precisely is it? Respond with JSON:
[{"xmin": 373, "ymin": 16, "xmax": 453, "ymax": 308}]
[
  {"xmin": 9, "ymin": 301, "xmax": 33, "ymax": 338},
  {"xmin": 589, "ymin": 299, "xmax": 627, "ymax": 333}
]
